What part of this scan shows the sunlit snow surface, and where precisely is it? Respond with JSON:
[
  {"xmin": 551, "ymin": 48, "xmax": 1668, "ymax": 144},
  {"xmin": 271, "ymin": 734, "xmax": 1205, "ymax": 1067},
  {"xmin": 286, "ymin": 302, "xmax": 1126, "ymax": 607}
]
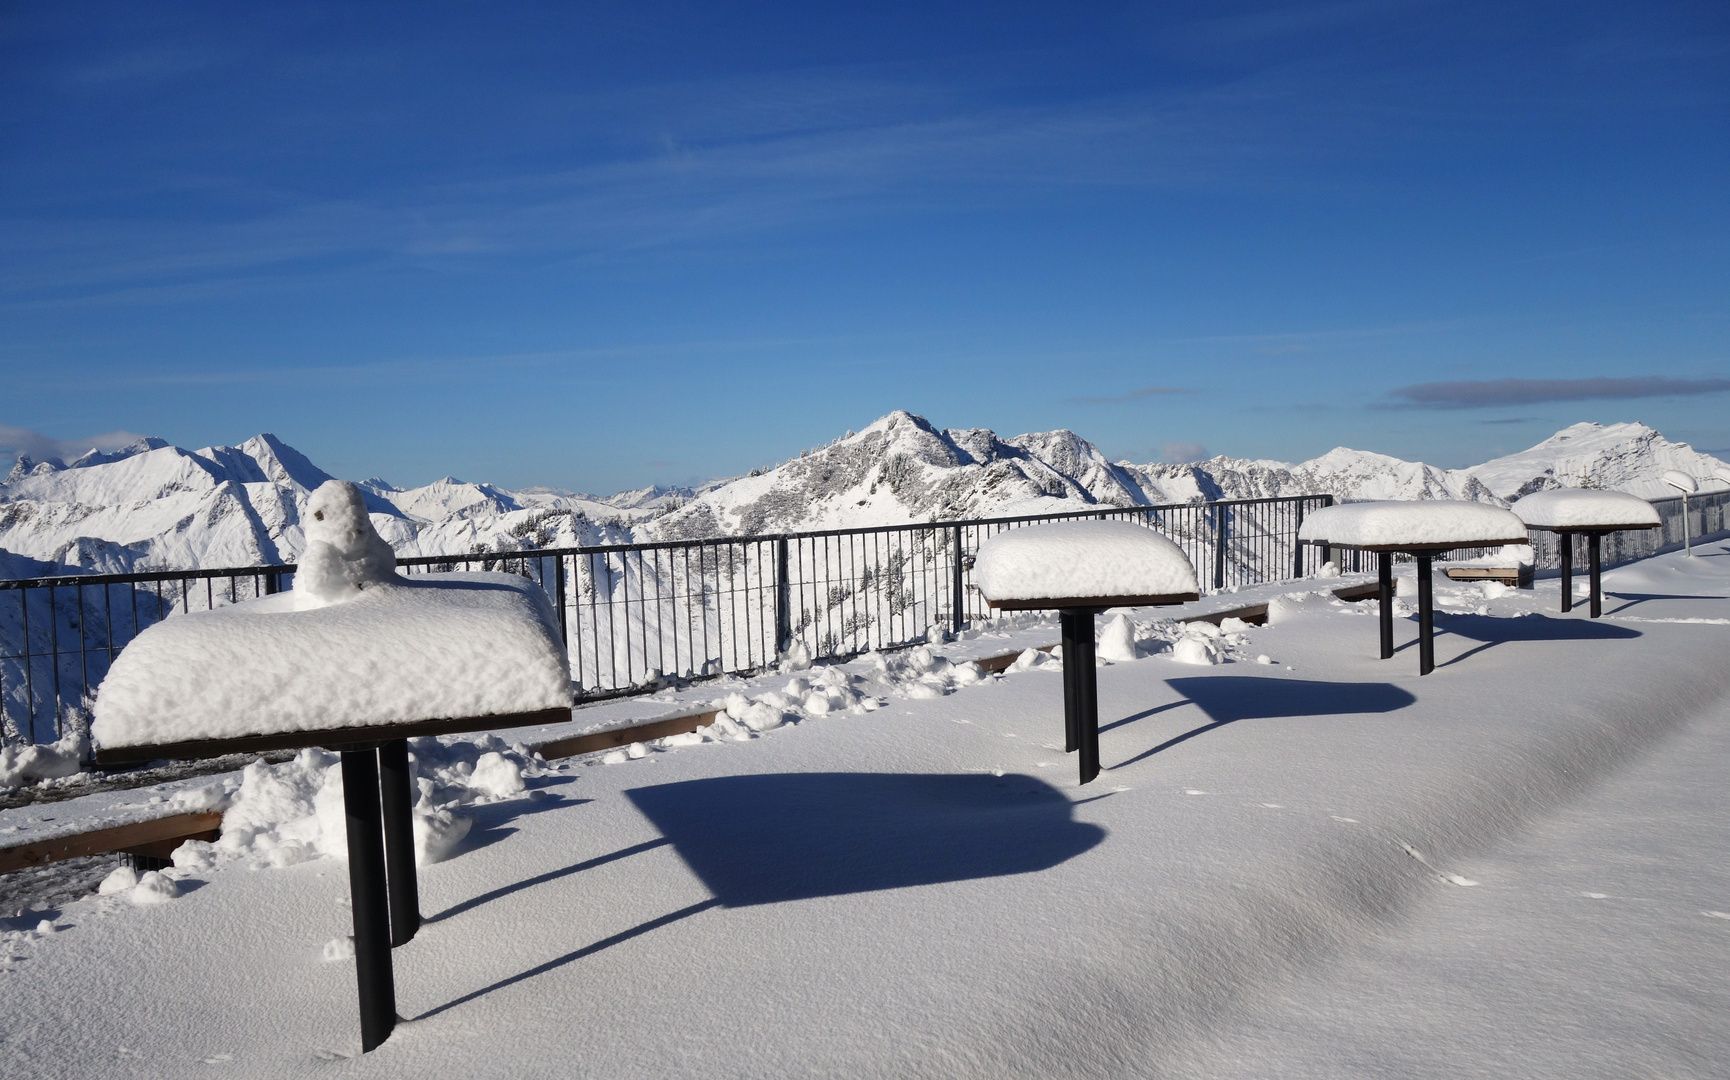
[
  {"xmin": 1512, "ymin": 487, "xmax": 1664, "ymax": 529},
  {"xmin": 92, "ymin": 572, "xmax": 571, "ymax": 750},
  {"xmin": 6, "ymin": 546, "xmax": 1730, "ymax": 1078},
  {"xmin": 975, "ymin": 520, "xmax": 1200, "ymax": 602},
  {"xmin": 1298, "ymin": 499, "xmax": 1530, "ymax": 548}
]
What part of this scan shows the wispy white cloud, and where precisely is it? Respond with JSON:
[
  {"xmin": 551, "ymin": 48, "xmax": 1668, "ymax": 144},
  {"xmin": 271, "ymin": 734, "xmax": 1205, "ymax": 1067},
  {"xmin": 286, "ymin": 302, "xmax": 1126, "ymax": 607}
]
[
  {"xmin": 1384, "ymin": 376, "xmax": 1730, "ymax": 409},
  {"xmin": 0, "ymin": 423, "xmax": 154, "ymax": 467}
]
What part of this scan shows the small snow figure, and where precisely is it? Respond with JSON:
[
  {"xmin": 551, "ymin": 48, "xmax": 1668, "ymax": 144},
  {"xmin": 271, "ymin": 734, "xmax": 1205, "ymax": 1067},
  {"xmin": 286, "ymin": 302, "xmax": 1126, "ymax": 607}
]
[{"xmin": 297, "ymin": 480, "xmax": 397, "ymax": 606}]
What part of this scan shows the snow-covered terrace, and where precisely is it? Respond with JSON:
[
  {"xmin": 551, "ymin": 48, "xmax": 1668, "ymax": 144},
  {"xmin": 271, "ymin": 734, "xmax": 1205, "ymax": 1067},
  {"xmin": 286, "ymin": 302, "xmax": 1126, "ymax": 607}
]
[{"xmin": 1, "ymin": 545, "xmax": 1728, "ymax": 1077}]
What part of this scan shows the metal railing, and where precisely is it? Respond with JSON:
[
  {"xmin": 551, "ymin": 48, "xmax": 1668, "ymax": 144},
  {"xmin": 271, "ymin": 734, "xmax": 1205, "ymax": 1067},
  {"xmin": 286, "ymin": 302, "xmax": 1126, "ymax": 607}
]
[{"xmin": 1, "ymin": 494, "xmax": 1341, "ymax": 747}]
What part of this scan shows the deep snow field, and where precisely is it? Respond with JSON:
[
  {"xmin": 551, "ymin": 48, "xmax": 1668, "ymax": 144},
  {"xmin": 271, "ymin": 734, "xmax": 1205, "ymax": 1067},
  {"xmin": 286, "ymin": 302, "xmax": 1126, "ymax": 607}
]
[{"xmin": 2, "ymin": 546, "xmax": 1729, "ymax": 1078}]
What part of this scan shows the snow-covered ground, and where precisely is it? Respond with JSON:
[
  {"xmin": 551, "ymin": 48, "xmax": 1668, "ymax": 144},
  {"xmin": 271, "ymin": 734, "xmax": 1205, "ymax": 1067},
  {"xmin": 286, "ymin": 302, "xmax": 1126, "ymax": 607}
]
[{"xmin": 2, "ymin": 546, "xmax": 1728, "ymax": 1078}]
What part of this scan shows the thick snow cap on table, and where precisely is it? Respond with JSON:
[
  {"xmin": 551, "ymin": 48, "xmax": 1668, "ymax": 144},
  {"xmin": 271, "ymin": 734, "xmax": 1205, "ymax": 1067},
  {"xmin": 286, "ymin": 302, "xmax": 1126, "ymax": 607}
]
[
  {"xmin": 92, "ymin": 486, "xmax": 572, "ymax": 751},
  {"xmin": 974, "ymin": 520, "xmax": 1199, "ymax": 603},
  {"xmin": 1297, "ymin": 500, "xmax": 1530, "ymax": 549},
  {"xmin": 1511, "ymin": 488, "xmax": 1661, "ymax": 530}
]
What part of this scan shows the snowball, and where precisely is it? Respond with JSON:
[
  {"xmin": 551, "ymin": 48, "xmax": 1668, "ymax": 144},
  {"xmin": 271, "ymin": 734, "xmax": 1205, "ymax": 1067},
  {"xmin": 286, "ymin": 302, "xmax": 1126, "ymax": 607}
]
[
  {"xmin": 1255, "ymin": 654, "xmax": 1274, "ymax": 665},
  {"xmin": 467, "ymin": 752, "xmax": 525, "ymax": 799},
  {"xmin": 98, "ymin": 866, "xmax": 138, "ymax": 896},
  {"xmin": 1314, "ymin": 560, "xmax": 1342, "ymax": 579},
  {"xmin": 93, "ymin": 572, "xmax": 571, "ymax": 751},
  {"xmin": 34, "ymin": 920, "xmax": 56, "ymax": 937},
  {"xmin": 129, "ymin": 870, "xmax": 179, "ymax": 905},
  {"xmin": 951, "ymin": 661, "xmax": 985, "ymax": 686},
  {"xmin": 1171, "ymin": 636, "xmax": 1223, "ymax": 666},
  {"xmin": 1218, "ymin": 617, "xmax": 1251, "ymax": 633},
  {"xmin": 803, "ymin": 692, "xmax": 833, "ymax": 715},
  {"xmin": 1096, "ymin": 614, "xmax": 1139, "ymax": 663},
  {"xmin": 601, "ymin": 750, "xmax": 628, "ymax": 765},
  {"xmin": 975, "ymin": 521, "xmax": 1200, "ymax": 604},
  {"xmin": 322, "ymin": 936, "xmax": 356, "ymax": 963},
  {"xmin": 1511, "ymin": 488, "xmax": 1661, "ymax": 530},
  {"xmin": 1297, "ymin": 501, "xmax": 1529, "ymax": 549},
  {"xmin": 171, "ymin": 840, "xmax": 217, "ymax": 871},
  {"xmin": 626, "ymin": 742, "xmax": 648, "ymax": 759},
  {"xmin": 778, "ymin": 642, "xmax": 812, "ymax": 673}
]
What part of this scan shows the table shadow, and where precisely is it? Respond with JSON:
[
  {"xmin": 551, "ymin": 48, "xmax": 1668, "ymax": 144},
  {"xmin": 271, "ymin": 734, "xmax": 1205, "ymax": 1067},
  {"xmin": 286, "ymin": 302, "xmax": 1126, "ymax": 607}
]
[
  {"xmin": 1111, "ymin": 676, "xmax": 1415, "ymax": 770},
  {"xmin": 1436, "ymin": 612, "xmax": 1639, "ymax": 666},
  {"xmin": 625, "ymin": 772, "xmax": 1105, "ymax": 907}
]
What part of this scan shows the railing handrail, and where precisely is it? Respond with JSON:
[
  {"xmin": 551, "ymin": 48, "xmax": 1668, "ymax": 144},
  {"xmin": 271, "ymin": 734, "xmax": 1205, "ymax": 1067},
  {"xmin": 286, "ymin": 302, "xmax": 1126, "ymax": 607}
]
[{"xmin": 0, "ymin": 493, "xmax": 1334, "ymax": 589}]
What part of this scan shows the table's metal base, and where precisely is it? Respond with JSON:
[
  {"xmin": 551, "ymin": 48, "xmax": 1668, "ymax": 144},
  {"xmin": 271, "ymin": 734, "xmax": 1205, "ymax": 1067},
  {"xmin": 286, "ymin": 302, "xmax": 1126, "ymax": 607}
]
[
  {"xmin": 1059, "ymin": 609, "xmax": 1102, "ymax": 784},
  {"xmin": 339, "ymin": 738, "xmax": 422, "ymax": 1053}
]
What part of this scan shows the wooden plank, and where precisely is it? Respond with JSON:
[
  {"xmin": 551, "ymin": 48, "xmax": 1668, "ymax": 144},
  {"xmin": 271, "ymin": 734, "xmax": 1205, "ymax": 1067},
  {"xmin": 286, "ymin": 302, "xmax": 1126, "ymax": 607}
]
[
  {"xmin": 536, "ymin": 710, "xmax": 722, "ymax": 760},
  {"xmin": 94, "ymin": 707, "xmax": 575, "ymax": 766},
  {"xmin": 0, "ymin": 812, "xmax": 224, "ymax": 874}
]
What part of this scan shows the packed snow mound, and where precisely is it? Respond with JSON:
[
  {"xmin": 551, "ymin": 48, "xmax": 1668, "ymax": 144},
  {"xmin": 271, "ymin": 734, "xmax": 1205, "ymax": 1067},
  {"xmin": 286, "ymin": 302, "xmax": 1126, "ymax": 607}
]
[
  {"xmin": 294, "ymin": 480, "xmax": 397, "ymax": 606},
  {"xmin": 1299, "ymin": 501, "xmax": 1530, "ymax": 549},
  {"xmin": 975, "ymin": 521, "xmax": 1199, "ymax": 603},
  {"xmin": 91, "ymin": 572, "xmax": 572, "ymax": 751},
  {"xmin": 1511, "ymin": 488, "xmax": 1663, "ymax": 530},
  {"xmin": 0, "ymin": 726, "xmax": 87, "ymax": 790}
]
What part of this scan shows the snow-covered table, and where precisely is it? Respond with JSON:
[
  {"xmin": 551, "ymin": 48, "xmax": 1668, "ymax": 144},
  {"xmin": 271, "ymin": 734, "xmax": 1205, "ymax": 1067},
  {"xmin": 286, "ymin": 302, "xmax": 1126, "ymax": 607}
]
[
  {"xmin": 975, "ymin": 521, "xmax": 1200, "ymax": 783},
  {"xmin": 1511, "ymin": 489, "xmax": 1661, "ymax": 618},
  {"xmin": 1298, "ymin": 501, "xmax": 1530, "ymax": 675},
  {"xmin": 90, "ymin": 483, "xmax": 573, "ymax": 1053}
]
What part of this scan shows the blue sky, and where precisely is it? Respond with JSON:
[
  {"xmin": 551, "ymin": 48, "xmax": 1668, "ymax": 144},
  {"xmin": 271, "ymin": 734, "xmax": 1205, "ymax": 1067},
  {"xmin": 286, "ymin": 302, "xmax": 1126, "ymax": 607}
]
[{"xmin": 2, "ymin": 0, "xmax": 1726, "ymax": 491}]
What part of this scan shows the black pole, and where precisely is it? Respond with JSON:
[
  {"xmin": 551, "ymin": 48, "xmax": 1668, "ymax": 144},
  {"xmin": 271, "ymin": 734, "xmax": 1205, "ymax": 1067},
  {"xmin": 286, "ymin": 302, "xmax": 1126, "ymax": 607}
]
[
  {"xmin": 1416, "ymin": 554, "xmax": 1434, "ymax": 676},
  {"xmin": 1059, "ymin": 611, "xmax": 1080, "ymax": 754},
  {"xmin": 377, "ymin": 739, "xmax": 421, "ymax": 948},
  {"xmin": 1377, "ymin": 552, "xmax": 1394, "ymax": 660},
  {"xmin": 774, "ymin": 538, "xmax": 791, "ymax": 655},
  {"xmin": 1588, "ymin": 532, "xmax": 1603, "ymax": 619},
  {"xmin": 341, "ymin": 748, "xmax": 397, "ymax": 1053},
  {"xmin": 1070, "ymin": 608, "xmax": 1101, "ymax": 785},
  {"xmin": 1559, "ymin": 532, "xmax": 1573, "ymax": 613},
  {"xmin": 950, "ymin": 525, "xmax": 966, "ymax": 634},
  {"xmin": 1213, "ymin": 506, "xmax": 1228, "ymax": 590}
]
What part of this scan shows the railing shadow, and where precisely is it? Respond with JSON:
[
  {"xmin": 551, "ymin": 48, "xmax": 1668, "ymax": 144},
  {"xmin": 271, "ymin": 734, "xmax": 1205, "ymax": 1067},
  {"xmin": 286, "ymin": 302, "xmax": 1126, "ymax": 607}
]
[
  {"xmin": 1603, "ymin": 592, "xmax": 1730, "ymax": 616},
  {"xmin": 425, "ymin": 834, "xmax": 662, "ymax": 926},
  {"xmin": 1112, "ymin": 676, "xmax": 1416, "ymax": 770}
]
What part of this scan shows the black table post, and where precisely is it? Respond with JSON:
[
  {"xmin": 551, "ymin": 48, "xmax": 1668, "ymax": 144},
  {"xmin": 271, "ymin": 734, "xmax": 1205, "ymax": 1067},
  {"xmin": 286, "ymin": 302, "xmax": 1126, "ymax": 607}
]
[
  {"xmin": 1559, "ymin": 532, "xmax": 1573, "ymax": 613},
  {"xmin": 1062, "ymin": 607, "xmax": 1101, "ymax": 785},
  {"xmin": 340, "ymin": 748, "xmax": 397, "ymax": 1053},
  {"xmin": 1377, "ymin": 552, "xmax": 1394, "ymax": 659},
  {"xmin": 377, "ymin": 738, "xmax": 421, "ymax": 947},
  {"xmin": 1588, "ymin": 532, "xmax": 1603, "ymax": 619},
  {"xmin": 1416, "ymin": 554, "xmax": 1435, "ymax": 676},
  {"xmin": 1059, "ymin": 611, "xmax": 1081, "ymax": 754}
]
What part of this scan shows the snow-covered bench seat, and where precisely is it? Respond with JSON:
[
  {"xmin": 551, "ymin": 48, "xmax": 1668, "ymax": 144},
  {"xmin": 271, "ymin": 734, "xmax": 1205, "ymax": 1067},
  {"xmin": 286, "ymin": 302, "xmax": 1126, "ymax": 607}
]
[
  {"xmin": 975, "ymin": 521, "xmax": 1200, "ymax": 784},
  {"xmin": 1298, "ymin": 501, "xmax": 1530, "ymax": 675},
  {"xmin": 1512, "ymin": 489, "xmax": 1661, "ymax": 618}
]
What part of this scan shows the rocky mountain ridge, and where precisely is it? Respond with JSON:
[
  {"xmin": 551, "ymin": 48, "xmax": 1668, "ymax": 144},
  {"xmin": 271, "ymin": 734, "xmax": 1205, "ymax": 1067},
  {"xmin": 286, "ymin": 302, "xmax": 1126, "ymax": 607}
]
[{"xmin": 1, "ymin": 416, "xmax": 1723, "ymax": 576}]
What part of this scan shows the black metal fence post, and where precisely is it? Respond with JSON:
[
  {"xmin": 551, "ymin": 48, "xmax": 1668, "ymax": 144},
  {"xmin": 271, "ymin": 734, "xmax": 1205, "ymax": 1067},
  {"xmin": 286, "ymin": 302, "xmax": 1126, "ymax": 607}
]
[
  {"xmin": 340, "ymin": 748, "xmax": 397, "ymax": 1053},
  {"xmin": 1070, "ymin": 608, "xmax": 1101, "ymax": 784},
  {"xmin": 1293, "ymin": 504, "xmax": 1306, "ymax": 579},
  {"xmin": 949, "ymin": 525, "xmax": 965, "ymax": 634},
  {"xmin": 553, "ymin": 555, "xmax": 568, "ymax": 646},
  {"xmin": 376, "ymin": 738, "xmax": 421, "ymax": 948},
  {"xmin": 1213, "ymin": 505, "xmax": 1228, "ymax": 591},
  {"xmin": 773, "ymin": 537, "xmax": 791, "ymax": 656}
]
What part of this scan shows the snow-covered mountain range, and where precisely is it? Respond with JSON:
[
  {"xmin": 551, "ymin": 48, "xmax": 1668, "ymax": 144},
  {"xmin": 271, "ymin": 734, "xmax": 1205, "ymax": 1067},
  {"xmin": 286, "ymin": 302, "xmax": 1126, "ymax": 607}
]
[{"xmin": 2, "ymin": 415, "xmax": 1724, "ymax": 577}]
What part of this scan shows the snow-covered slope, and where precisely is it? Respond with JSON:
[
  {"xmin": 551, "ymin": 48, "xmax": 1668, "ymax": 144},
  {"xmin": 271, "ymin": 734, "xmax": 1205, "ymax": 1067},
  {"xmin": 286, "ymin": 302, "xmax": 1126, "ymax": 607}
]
[{"xmin": 2, "ymin": 418, "xmax": 1723, "ymax": 575}]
